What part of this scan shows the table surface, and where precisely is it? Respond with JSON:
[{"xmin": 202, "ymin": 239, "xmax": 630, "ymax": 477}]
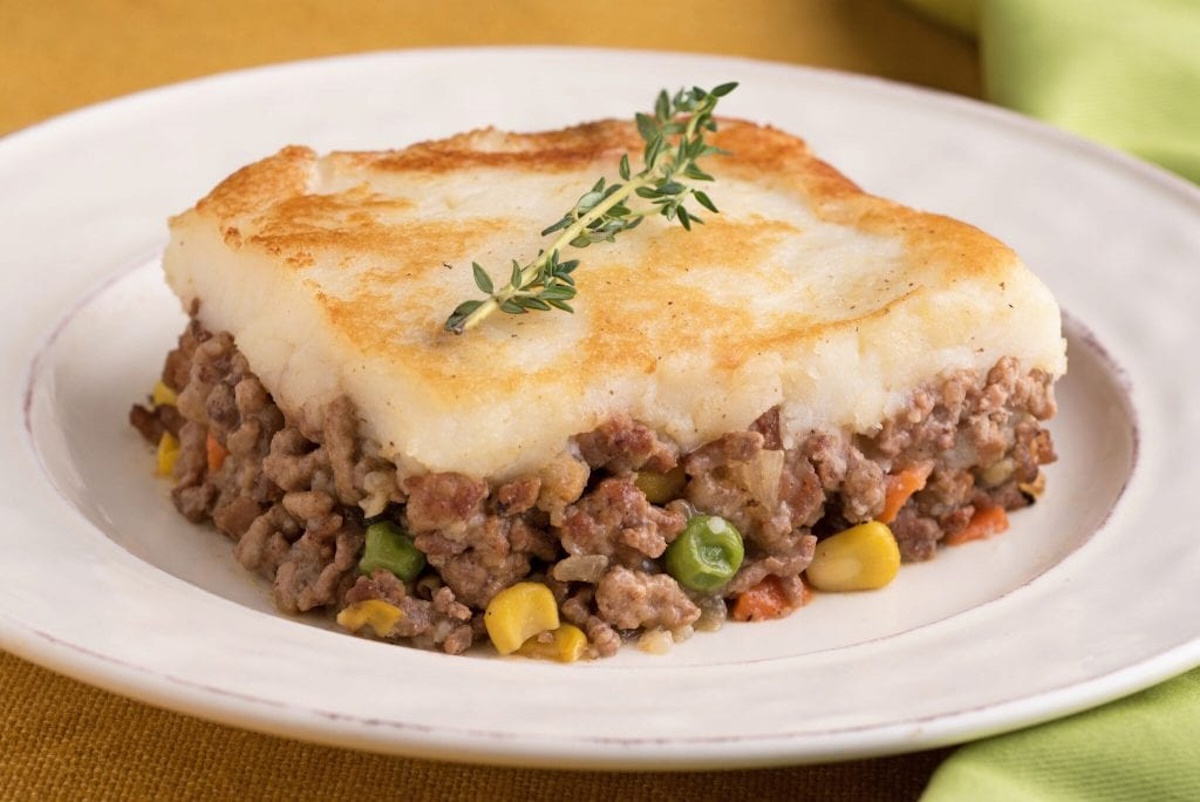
[{"xmin": 1, "ymin": 1, "xmax": 978, "ymax": 798}]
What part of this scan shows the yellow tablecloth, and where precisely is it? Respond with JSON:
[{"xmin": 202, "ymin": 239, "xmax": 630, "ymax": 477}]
[{"xmin": 0, "ymin": 1, "xmax": 978, "ymax": 797}]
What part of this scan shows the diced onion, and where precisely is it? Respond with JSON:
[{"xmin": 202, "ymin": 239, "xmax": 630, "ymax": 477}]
[{"xmin": 551, "ymin": 554, "xmax": 610, "ymax": 583}]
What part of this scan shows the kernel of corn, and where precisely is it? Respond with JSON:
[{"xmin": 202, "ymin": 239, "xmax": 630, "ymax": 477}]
[
  {"xmin": 152, "ymin": 380, "xmax": 178, "ymax": 407},
  {"xmin": 336, "ymin": 599, "xmax": 404, "ymax": 638},
  {"xmin": 484, "ymin": 582, "xmax": 560, "ymax": 655},
  {"xmin": 806, "ymin": 521, "xmax": 901, "ymax": 592},
  {"xmin": 156, "ymin": 432, "xmax": 180, "ymax": 477},
  {"xmin": 516, "ymin": 624, "xmax": 588, "ymax": 663}
]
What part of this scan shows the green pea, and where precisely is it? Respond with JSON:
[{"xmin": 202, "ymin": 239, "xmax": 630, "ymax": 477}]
[
  {"xmin": 664, "ymin": 515, "xmax": 744, "ymax": 592},
  {"xmin": 634, "ymin": 465, "xmax": 687, "ymax": 504},
  {"xmin": 358, "ymin": 521, "xmax": 426, "ymax": 582}
]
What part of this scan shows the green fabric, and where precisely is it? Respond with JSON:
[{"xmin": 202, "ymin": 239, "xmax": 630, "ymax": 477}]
[
  {"xmin": 902, "ymin": 0, "xmax": 1200, "ymax": 183},
  {"xmin": 922, "ymin": 668, "xmax": 1200, "ymax": 801}
]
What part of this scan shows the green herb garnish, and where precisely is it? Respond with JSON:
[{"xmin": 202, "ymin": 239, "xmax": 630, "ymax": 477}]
[{"xmin": 443, "ymin": 81, "xmax": 738, "ymax": 335}]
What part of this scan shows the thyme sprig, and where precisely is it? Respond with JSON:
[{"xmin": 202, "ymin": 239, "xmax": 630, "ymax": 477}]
[{"xmin": 443, "ymin": 81, "xmax": 738, "ymax": 334}]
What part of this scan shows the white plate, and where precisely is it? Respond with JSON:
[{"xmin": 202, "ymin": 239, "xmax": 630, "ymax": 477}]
[{"xmin": 3, "ymin": 48, "xmax": 1199, "ymax": 770}]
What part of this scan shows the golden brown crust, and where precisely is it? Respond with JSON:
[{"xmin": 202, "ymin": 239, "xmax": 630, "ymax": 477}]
[
  {"xmin": 194, "ymin": 145, "xmax": 316, "ymax": 220},
  {"xmin": 189, "ymin": 118, "xmax": 1015, "ymax": 295},
  {"xmin": 355, "ymin": 120, "xmax": 638, "ymax": 174}
]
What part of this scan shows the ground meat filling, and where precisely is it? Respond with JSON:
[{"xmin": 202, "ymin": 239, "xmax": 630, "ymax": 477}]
[
  {"xmin": 560, "ymin": 476, "xmax": 687, "ymax": 564},
  {"xmin": 133, "ymin": 320, "xmax": 1057, "ymax": 656}
]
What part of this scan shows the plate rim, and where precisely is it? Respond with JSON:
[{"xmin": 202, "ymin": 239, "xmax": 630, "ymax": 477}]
[{"xmin": 6, "ymin": 611, "xmax": 1199, "ymax": 770}]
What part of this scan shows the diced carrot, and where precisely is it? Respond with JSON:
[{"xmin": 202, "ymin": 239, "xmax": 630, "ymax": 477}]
[
  {"xmin": 732, "ymin": 575, "xmax": 795, "ymax": 622},
  {"xmin": 206, "ymin": 432, "xmax": 229, "ymax": 474},
  {"xmin": 879, "ymin": 463, "xmax": 933, "ymax": 524},
  {"xmin": 944, "ymin": 504, "xmax": 1010, "ymax": 546}
]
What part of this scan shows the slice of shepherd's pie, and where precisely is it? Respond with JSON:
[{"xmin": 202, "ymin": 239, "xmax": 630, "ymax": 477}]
[{"xmin": 132, "ymin": 94, "xmax": 1065, "ymax": 660}]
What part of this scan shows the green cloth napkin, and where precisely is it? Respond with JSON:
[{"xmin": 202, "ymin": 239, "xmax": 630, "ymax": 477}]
[
  {"xmin": 922, "ymin": 668, "xmax": 1200, "ymax": 801},
  {"xmin": 903, "ymin": 0, "xmax": 1200, "ymax": 183},
  {"xmin": 901, "ymin": 1, "xmax": 1200, "ymax": 799}
]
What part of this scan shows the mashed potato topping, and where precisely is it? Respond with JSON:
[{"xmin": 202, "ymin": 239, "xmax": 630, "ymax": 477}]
[{"xmin": 164, "ymin": 119, "xmax": 1065, "ymax": 481}]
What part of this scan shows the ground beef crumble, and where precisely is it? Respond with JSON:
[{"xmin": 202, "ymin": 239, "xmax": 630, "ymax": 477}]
[{"xmin": 133, "ymin": 319, "xmax": 1058, "ymax": 657}]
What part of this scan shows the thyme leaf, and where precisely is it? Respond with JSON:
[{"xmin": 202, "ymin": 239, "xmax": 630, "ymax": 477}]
[{"xmin": 443, "ymin": 81, "xmax": 738, "ymax": 334}]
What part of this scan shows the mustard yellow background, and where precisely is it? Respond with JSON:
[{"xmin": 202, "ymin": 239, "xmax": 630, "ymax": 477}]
[
  {"xmin": 1, "ymin": 1, "xmax": 978, "ymax": 797},
  {"xmin": 2, "ymin": 0, "xmax": 979, "ymax": 135}
]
